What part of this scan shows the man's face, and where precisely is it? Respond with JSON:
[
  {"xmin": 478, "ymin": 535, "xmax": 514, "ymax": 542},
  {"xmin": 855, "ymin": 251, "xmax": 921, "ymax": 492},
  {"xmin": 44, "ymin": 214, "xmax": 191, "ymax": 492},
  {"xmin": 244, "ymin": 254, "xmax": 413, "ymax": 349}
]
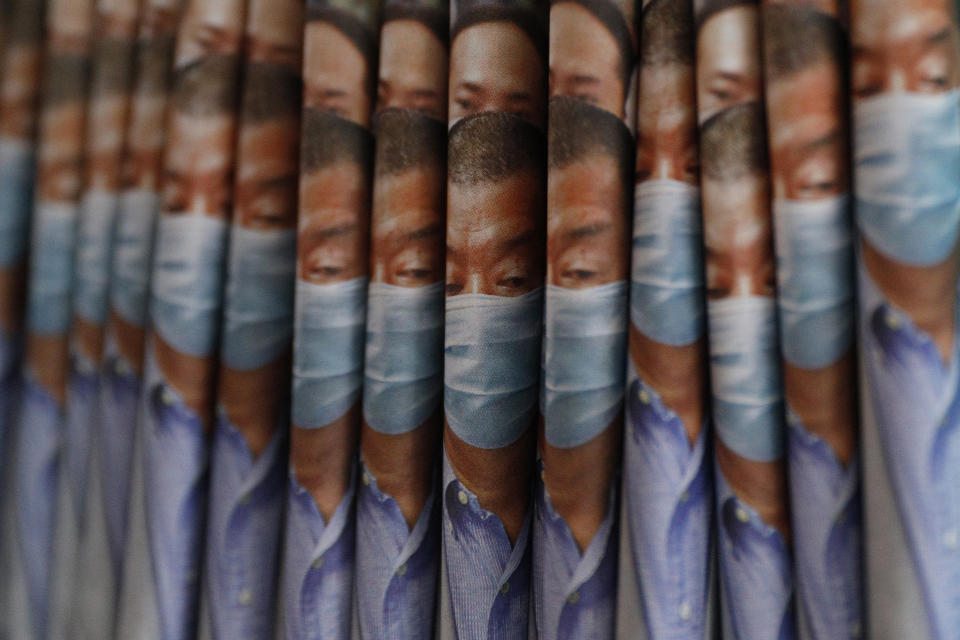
[
  {"xmin": 768, "ymin": 59, "xmax": 848, "ymax": 200},
  {"xmin": 234, "ymin": 117, "xmax": 299, "ymax": 230},
  {"xmin": 0, "ymin": 45, "xmax": 41, "ymax": 139},
  {"xmin": 371, "ymin": 166, "xmax": 444, "ymax": 286},
  {"xmin": 298, "ymin": 162, "xmax": 369, "ymax": 284},
  {"xmin": 378, "ymin": 20, "xmax": 448, "ymax": 119},
  {"xmin": 636, "ymin": 62, "xmax": 698, "ymax": 184},
  {"xmin": 703, "ymin": 173, "xmax": 774, "ymax": 300},
  {"xmin": 449, "ymin": 22, "xmax": 546, "ymax": 126},
  {"xmin": 122, "ymin": 92, "xmax": 166, "ymax": 191},
  {"xmin": 550, "ymin": 2, "xmax": 627, "ymax": 118},
  {"xmin": 852, "ymin": 0, "xmax": 960, "ymax": 98},
  {"xmin": 446, "ymin": 172, "xmax": 543, "ymax": 297},
  {"xmin": 304, "ymin": 22, "xmax": 371, "ymax": 124},
  {"xmin": 161, "ymin": 110, "xmax": 234, "ymax": 217},
  {"xmin": 86, "ymin": 93, "xmax": 127, "ymax": 191},
  {"xmin": 548, "ymin": 154, "xmax": 627, "ymax": 288},
  {"xmin": 696, "ymin": 5, "xmax": 761, "ymax": 122},
  {"xmin": 37, "ymin": 102, "xmax": 84, "ymax": 202}
]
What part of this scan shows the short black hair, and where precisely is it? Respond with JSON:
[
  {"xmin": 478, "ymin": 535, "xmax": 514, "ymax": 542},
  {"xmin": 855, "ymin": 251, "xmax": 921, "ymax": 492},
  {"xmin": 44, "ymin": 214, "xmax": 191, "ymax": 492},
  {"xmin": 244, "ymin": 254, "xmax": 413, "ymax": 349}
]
[
  {"xmin": 383, "ymin": 3, "xmax": 448, "ymax": 46},
  {"xmin": 641, "ymin": 0, "xmax": 695, "ymax": 67},
  {"xmin": 42, "ymin": 53, "xmax": 90, "ymax": 108},
  {"xmin": 300, "ymin": 107, "xmax": 374, "ymax": 173},
  {"xmin": 307, "ymin": 5, "xmax": 379, "ymax": 99},
  {"xmin": 695, "ymin": 0, "xmax": 756, "ymax": 33},
  {"xmin": 551, "ymin": 0, "xmax": 635, "ymax": 90},
  {"xmin": 763, "ymin": 4, "xmax": 846, "ymax": 83},
  {"xmin": 374, "ymin": 107, "xmax": 446, "ymax": 177},
  {"xmin": 700, "ymin": 100, "xmax": 768, "ymax": 180},
  {"xmin": 448, "ymin": 110, "xmax": 546, "ymax": 186},
  {"xmin": 134, "ymin": 35, "xmax": 177, "ymax": 97},
  {"xmin": 242, "ymin": 61, "xmax": 303, "ymax": 124},
  {"xmin": 548, "ymin": 95, "xmax": 633, "ymax": 201},
  {"xmin": 91, "ymin": 37, "xmax": 137, "ymax": 97},
  {"xmin": 171, "ymin": 54, "xmax": 242, "ymax": 117},
  {"xmin": 451, "ymin": 4, "xmax": 548, "ymax": 64}
]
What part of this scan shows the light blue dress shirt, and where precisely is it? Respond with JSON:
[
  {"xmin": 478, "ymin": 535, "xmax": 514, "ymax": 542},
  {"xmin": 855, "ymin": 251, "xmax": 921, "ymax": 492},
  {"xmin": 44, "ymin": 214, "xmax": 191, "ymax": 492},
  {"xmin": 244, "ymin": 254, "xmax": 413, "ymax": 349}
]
[
  {"xmin": 623, "ymin": 369, "xmax": 712, "ymax": 639},
  {"xmin": 98, "ymin": 343, "xmax": 140, "ymax": 580},
  {"xmin": 355, "ymin": 460, "xmax": 439, "ymax": 640},
  {"xmin": 859, "ymin": 258, "xmax": 960, "ymax": 640},
  {"xmin": 64, "ymin": 350, "xmax": 99, "ymax": 527},
  {"xmin": 205, "ymin": 409, "xmax": 286, "ymax": 639},
  {"xmin": 716, "ymin": 466, "xmax": 794, "ymax": 640},
  {"xmin": 786, "ymin": 409, "xmax": 862, "ymax": 640},
  {"xmin": 533, "ymin": 461, "xmax": 617, "ymax": 640},
  {"xmin": 142, "ymin": 351, "xmax": 209, "ymax": 640},
  {"xmin": 282, "ymin": 468, "xmax": 356, "ymax": 640},
  {"xmin": 15, "ymin": 375, "xmax": 62, "ymax": 640},
  {"xmin": 442, "ymin": 452, "xmax": 531, "ymax": 640}
]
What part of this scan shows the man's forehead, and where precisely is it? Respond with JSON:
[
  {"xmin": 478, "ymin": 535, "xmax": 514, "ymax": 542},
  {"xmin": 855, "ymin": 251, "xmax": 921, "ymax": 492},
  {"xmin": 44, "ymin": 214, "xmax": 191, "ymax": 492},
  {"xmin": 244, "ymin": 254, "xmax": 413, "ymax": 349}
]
[{"xmin": 854, "ymin": 0, "xmax": 954, "ymax": 41}]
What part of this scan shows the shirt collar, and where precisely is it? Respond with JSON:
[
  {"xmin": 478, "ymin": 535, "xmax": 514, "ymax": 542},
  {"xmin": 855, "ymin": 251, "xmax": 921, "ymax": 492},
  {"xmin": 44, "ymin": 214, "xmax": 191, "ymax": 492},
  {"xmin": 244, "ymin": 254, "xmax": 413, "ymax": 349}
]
[
  {"xmin": 289, "ymin": 464, "xmax": 357, "ymax": 561},
  {"xmin": 716, "ymin": 465, "xmax": 788, "ymax": 556},
  {"xmin": 786, "ymin": 408, "xmax": 859, "ymax": 523},
  {"xmin": 215, "ymin": 408, "xmax": 286, "ymax": 501}
]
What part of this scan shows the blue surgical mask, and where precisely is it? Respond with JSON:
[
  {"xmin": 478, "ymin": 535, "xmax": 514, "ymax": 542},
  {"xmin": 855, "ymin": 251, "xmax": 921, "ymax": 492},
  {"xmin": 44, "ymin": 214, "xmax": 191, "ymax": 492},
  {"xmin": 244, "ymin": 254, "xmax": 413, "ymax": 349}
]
[
  {"xmin": 631, "ymin": 179, "xmax": 705, "ymax": 346},
  {"xmin": 774, "ymin": 194, "xmax": 854, "ymax": 369},
  {"xmin": 444, "ymin": 287, "xmax": 543, "ymax": 450},
  {"xmin": 0, "ymin": 137, "xmax": 35, "ymax": 267},
  {"xmin": 542, "ymin": 281, "xmax": 627, "ymax": 448},
  {"xmin": 292, "ymin": 276, "xmax": 367, "ymax": 429},
  {"xmin": 27, "ymin": 201, "xmax": 79, "ymax": 336},
  {"xmin": 854, "ymin": 89, "xmax": 960, "ymax": 266},
  {"xmin": 708, "ymin": 295, "xmax": 784, "ymax": 462},
  {"xmin": 363, "ymin": 281, "xmax": 444, "ymax": 435},
  {"xmin": 74, "ymin": 189, "xmax": 119, "ymax": 326},
  {"xmin": 110, "ymin": 188, "xmax": 158, "ymax": 327},
  {"xmin": 150, "ymin": 213, "xmax": 228, "ymax": 357},
  {"xmin": 221, "ymin": 225, "xmax": 296, "ymax": 371}
]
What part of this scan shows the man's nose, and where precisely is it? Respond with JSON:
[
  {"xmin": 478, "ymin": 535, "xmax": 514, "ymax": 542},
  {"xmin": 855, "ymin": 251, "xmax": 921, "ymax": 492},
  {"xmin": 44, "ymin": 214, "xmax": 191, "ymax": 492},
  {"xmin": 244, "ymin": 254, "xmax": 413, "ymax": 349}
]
[
  {"xmin": 655, "ymin": 154, "xmax": 680, "ymax": 182},
  {"xmin": 465, "ymin": 271, "xmax": 485, "ymax": 295},
  {"xmin": 888, "ymin": 67, "xmax": 908, "ymax": 93}
]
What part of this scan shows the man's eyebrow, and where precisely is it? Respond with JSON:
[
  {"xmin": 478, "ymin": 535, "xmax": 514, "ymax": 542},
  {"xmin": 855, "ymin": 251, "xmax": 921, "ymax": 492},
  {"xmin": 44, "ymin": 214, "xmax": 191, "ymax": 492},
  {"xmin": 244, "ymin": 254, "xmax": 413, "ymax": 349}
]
[
  {"xmin": 300, "ymin": 221, "xmax": 359, "ymax": 244},
  {"xmin": 926, "ymin": 27, "xmax": 952, "ymax": 47},
  {"xmin": 404, "ymin": 221, "xmax": 443, "ymax": 241},
  {"xmin": 253, "ymin": 173, "xmax": 298, "ymax": 191},
  {"xmin": 800, "ymin": 128, "xmax": 842, "ymax": 154},
  {"xmin": 565, "ymin": 221, "xmax": 612, "ymax": 240},
  {"xmin": 456, "ymin": 82, "xmax": 483, "ymax": 94},
  {"xmin": 570, "ymin": 74, "xmax": 600, "ymax": 86},
  {"xmin": 504, "ymin": 229, "xmax": 536, "ymax": 249},
  {"xmin": 412, "ymin": 88, "xmax": 441, "ymax": 99},
  {"xmin": 507, "ymin": 90, "xmax": 533, "ymax": 101}
]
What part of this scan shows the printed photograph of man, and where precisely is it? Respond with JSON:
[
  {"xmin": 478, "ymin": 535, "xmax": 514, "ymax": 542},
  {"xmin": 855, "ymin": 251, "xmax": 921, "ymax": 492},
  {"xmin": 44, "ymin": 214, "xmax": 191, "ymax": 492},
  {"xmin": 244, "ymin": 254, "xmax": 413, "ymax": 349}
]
[
  {"xmin": 100, "ymin": 1, "xmax": 180, "ymax": 587},
  {"xmin": 302, "ymin": 1, "xmax": 379, "ymax": 126},
  {"xmin": 376, "ymin": 1, "xmax": 448, "ymax": 119},
  {"xmin": 549, "ymin": 0, "xmax": 634, "ymax": 119},
  {"xmin": 623, "ymin": 0, "xmax": 712, "ymax": 637},
  {"xmin": 695, "ymin": 0, "xmax": 761, "ymax": 123},
  {"xmin": 204, "ymin": 2, "xmax": 302, "ymax": 637},
  {"xmin": 141, "ymin": 6, "xmax": 244, "ymax": 635},
  {"xmin": 0, "ymin": 0, "xmax": 44, "ymax": 412},
  {"xmin": 357, "ymin": 108, "xmax": 446, "ymax": 640},
  {"xmin": 449, "ymin": 2, "xmax": 547, "ymax": 126},
  {"xmin": 700, "ymin": 101, "xmax": 793, "ymax": 640},
  {"xmin": 535, "ymin": 95, "xmax": 630, "ymax": 640},
  {"xmin": 14, "ymin": 2, "xmax": 93, "ymax": 636},
  {"xmin": 851, "ymin": 0, "xmax": 960, "ymax": 637},
  {"xmin": 285, "ymin": 108, "xmax": 374, "ymax": 640},
  {"xmin": 763, "ymin": 6, "xmax": 861, "ymax": 640},
  {"xmin": 443, "ymin": 111, "xmax": 546, "ymax": 640}
]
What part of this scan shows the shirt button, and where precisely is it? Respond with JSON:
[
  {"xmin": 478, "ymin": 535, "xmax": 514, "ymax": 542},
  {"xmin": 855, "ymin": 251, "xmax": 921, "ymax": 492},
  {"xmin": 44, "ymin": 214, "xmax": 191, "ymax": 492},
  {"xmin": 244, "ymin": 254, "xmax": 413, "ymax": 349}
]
[
  {"xmin": 362, "ymin": 472, "xmax": 371, "ymax": 486},
  {"xmin": 679, "ymin": 491, "xmax": 689, "ymax": 503},
  {"xmin": 500, "ymin": 582, "xmax": 510, "ymax": 595},
  {"xmin": 161, "ymin": 388, "xmax": 177, "ymax": 406},
  {"xmin": 312, "ymin": 557, "xmax": 324, "ymax": 570},
  {"xmin": 396, "ymin": 563, "xmax": 408, "ymax": 577},
  {"xmin": 237, "ymin": 589, "xmax": 252, "ymax": 606},
  {"xmin": 884, "ymin": 311, "xmax": 901, "ymax": 330},
  {"xmin": 638, "ymin": 389, "xmax": 651, "ymax": 405},
  {"xmin": 446, "ymin": 521, "xmax": 454, "ymax": 534},
  {"xmin": 457, "ymin": 491, "xmax": 469, "ymax": 505},
  {"xmin": 735, "ymin": 508, "xmax": 750, "ymax": 523},
  {"xmin": 239, "ymin": 494, "xmax": 250, "ymax": 506},
  {"xmin": 943, "ymin": 529, "xmax": 958, "ymax": 550},
  {"xmin": 567, "ymin": 591, "xmax": 579, "ymax": 605},
  {"xmin": 679, "ymin": 600, "xmax": 692, "ymax": 621}
]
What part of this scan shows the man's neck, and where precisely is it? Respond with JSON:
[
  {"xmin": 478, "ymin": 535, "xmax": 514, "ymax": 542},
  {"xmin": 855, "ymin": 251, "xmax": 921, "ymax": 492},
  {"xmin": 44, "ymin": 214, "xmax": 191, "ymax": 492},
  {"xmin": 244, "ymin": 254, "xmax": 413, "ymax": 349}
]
[
  {"xmin": 630, "ymin": 325, "xmax": 707, "ymax": 445},
  {"xmin": 863, "ymin": 239, "xmax": 960, "ymax": 364}
]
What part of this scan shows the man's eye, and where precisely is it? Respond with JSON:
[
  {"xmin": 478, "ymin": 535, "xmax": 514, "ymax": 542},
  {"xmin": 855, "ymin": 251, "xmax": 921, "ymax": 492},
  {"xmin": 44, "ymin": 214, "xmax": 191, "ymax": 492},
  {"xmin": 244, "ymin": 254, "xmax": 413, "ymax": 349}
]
[
  {"xmin": 445, "ymin": 282, "xmax": 463, "ymax": 295},
  {"xmin": 706, "ymin": 286, "xmax": 727, "ymax": 300},
  {"xmin": 455, "ymin": 99, "xmax": 475, "ymax": 112},
  {"xmin": 498, "ymin": 276, "xmax": 527, "ymax": 289}
]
